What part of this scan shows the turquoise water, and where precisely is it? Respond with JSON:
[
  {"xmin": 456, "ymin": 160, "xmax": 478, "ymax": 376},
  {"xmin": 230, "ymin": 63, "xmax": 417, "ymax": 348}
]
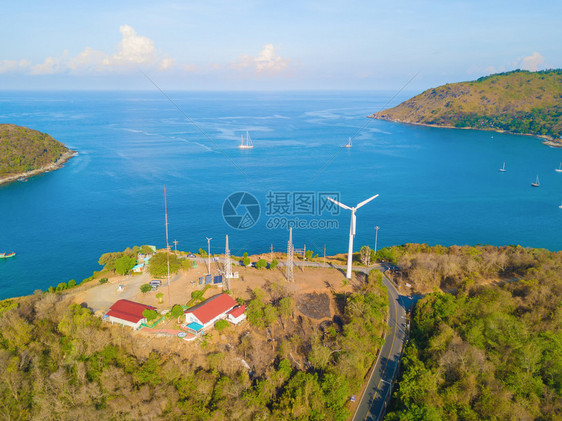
[{"xmin": 1, "ymin": 91, "xmax": 561, "ymax": 299}]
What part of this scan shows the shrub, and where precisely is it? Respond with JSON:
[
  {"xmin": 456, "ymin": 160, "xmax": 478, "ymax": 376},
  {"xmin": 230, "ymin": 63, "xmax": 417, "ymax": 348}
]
[
  {"xmin": 214, "ymin": 319, "xmax": 229, "ymax": 331},
  {"xmin": 156, "ymin": 292, "xmax": 164, "ymax": 303},
  {"xmin": 68, "ymin": 279, "xmax": 77, "ymax": 288},
  {"xmin": 256, "ymin": 259, "xmax": 267, "ymax": 270},
  {"xmin": 170, "ymin": 304, "xmax": 184, "ymax": 319},
  {"xmin": 243, "ymin": 257, "xmax": 251, "ymax": 266},
  {"xmin": 56, "ymin": 282, "xmax": 67, "ymax": 292},
  {"xmin": 270, "ymin": 259, "xmax": 278, "ymax": 269},
  {"xmin": 191, "ymin": 290, "xmax": 204, "ymax": 300},
  {"xmin": 143, "ymin": 309, "xmax": 158, "ymax": 322},
  {"xmin": 140, "ymin": 284, "xmax": 152, "ymax": 293},
  {"xmin": 99, "ymin": 277, "xmax": 109, "ymax": 284}
]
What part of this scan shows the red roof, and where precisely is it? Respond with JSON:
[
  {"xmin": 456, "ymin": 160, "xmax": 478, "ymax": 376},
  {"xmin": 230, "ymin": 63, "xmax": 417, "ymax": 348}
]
[
  {"xmin": 185, "ymin": 293, "xmax": 237, "ymax": 325},
  {"xmin": 106, "ymin": 299, "xmax": 156, "ymax": 324},
  {"xmin": 227, "ymin": 305, "xmax": 247, "ymax": 318}
]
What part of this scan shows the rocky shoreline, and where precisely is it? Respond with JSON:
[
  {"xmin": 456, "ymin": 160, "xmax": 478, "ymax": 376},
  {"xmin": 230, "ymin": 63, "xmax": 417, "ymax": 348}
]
[
  {"xmin": 0, "ymin": 150, "xmax": 78, "ymax": 186},
  {"xmin": 369, "ymin": 115, "xmax": 562, "ymax": 147}
]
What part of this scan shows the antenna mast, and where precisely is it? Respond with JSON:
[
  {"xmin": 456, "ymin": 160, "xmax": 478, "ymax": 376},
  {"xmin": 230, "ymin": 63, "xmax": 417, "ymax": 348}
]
[
  {"xmin": 164, "ymin": 187, "xmax": 171, "ymax": 304},
  {"xmin": 224, "ymin": 235, "xmax": 232, "ymax": 291},
  {"xmin": 286, "ymin": 228, "xmax": 294, "ymax": 282}
]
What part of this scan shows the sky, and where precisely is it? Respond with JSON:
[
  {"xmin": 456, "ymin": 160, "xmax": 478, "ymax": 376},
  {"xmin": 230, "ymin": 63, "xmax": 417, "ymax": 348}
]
[{"xmin": 1, "ymin": 0, "xmax": 561, "ymax": 91}]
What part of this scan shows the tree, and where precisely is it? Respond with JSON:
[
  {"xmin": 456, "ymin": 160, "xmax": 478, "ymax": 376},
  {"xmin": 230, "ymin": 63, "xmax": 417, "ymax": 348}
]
[
  {"xmin": 215, "ymin": 320, "xmax": 229, "ymax": 331},
  {"xmin": 156, "ymin": 293, "xmax": 164, "ymax": 303},
  {"xmin": 305, "ymin": 250, "xmax": 314, "ymax": 260},
  {"xmin": 56, "ymin": 282, "xmax": 67, "ymax": 291},
  {"xmin": 140, "ymin": 284, "xmax": 152, "ymax": 293},
  {"xmin": 198, "ymin": 248, "xmax": 207, "ymax": 257},
  {"xmin": 270, "ymin": 259, "xmax": 278, "ymax": 269},
  {"xmin": 114, "ymin": 255, "xmax": 136, "ymax": 275},
  {"xmin": 191, "ymin": 290, "xmax": 204, "ymax": 300},
  {"xmin": 99, "ymin": 277, "xmax": 108, "ymax": 284},
  {"xmin": 360, "ymin": 245, "xmax": 372, "ymax": 266},
  {"xmin": 243, "ymin": 257, "xmax": 251, "ymax": 267},
  {"xmin": 68, "ymin": 279, "xmax": 77, "ymax": 287},
  {"xmin": 256, "ymin": 259, "xmax": 267, "ymax": 270},
  {"xmin": 143, "ymin": 309, "xmax": 158, "ymax": 322},
  {"xmin": 148, "ymin": 252, "xmax": 182, "ymax": 278},
  {"xmin": 170, "ymin": 305, "xmax": 184, "ymax": 320},
  {"xmin": 278, "ymin": 297, "xmax": 294, "ymax": 320}
]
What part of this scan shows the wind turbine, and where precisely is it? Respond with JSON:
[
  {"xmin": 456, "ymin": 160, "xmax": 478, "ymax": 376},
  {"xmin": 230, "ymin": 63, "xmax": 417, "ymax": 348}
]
[{"xmin": 328, "ymin": 194, "xmax": 379, "ymax": 279}]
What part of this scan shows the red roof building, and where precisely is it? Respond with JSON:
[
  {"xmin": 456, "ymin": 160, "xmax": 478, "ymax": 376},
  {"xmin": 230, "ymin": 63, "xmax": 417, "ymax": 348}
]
[
  {"xmin": 184, "ymin": 293, "xmax": 238, "ymax": 330},
  {"xmin": 106, "ymin": 299, "xmax": 156, "ymax": 329},
  {"xmin": 227, "ymin": 304, "xmax": 247, "ymax": 325}
]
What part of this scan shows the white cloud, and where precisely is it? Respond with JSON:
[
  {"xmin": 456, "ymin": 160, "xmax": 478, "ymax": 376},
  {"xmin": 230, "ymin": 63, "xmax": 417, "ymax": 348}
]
[
  {"xmin": 31, "ymin": 56, "xmax": 65, "ymax": 75},
  {"xmin": 103, "ymin": 25, "xmax": 156, "ymax": 67},
  {"xmin": 67, "ymin": 47, "xmax": 106, "ymax": 72},
  {"xmin": 158, "ymin": 56, "xmax": 175, "ymax": 71},
  {"xmin": 254, "ymin": 44, "xmax": 289, "ymax": 73},
  {"xmin": 232, "ymin": 44, "xmax": 290, "ymax": 74},
  {"xmin": 519, "ymin": 52, "xmax": 544, "ymax": 72},
  {"xmin": 0, "ymin": 59, "xmax": 31, "ymax": 74}
]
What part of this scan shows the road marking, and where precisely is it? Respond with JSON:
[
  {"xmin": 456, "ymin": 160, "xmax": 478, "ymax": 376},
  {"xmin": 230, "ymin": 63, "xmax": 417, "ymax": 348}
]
[{"xmin": 362, "ymin": 276, "xmax": 399, "ymax": 421}]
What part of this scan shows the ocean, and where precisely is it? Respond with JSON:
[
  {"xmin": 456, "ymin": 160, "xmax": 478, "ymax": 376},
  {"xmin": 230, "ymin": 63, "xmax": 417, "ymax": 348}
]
[{"xmin": 1, "ymin": 90, "xmax": 561, "ymax": 299}]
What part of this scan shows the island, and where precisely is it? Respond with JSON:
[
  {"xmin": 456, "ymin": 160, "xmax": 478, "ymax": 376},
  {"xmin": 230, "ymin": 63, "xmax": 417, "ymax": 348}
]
[
  {"xmin": 371, "ymin": 69, "xmax": 562, "ymax": 146},
  {"xmin": 0, "ymin": 123, "xmax": 76, "ymax": 185}
]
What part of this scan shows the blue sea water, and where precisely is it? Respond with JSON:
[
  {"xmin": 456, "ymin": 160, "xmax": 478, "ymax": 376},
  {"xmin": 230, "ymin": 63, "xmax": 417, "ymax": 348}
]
[{"xmin": 0, "ymin": 90, "xmax": 561, "ymax": 299}]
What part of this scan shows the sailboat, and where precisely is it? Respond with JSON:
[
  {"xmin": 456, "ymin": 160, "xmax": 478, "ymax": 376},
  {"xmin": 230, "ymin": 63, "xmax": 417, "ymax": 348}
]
[
  {"xmin": 238, "ymin": 131, "xmax": 254, "ymax": 149},
  {"xmin": 531, "ymin": 175, "xmax": 540, "ymax": 187},
  {"xmin": 499, "ymin": 162, "xmax": 506, "ymax": 172},
  {"xmin": 343, "ymin": 137, "xmax": 352, "ymax": 148},
  {"xmin": 555, "ymin": 163, "xmax": 562, "ymax": 173}
]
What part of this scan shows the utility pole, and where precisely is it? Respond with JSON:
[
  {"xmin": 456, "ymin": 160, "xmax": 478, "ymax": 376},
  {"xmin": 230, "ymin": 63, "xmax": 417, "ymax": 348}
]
[
  {"xmin": 224, "ymin": 235, "xmax": 231, "ymax": 291},
  {"xmin": 173, "ymin": 239, "xmax": 178, "ymax": 256},
  {"xmin": 374, "ymin": 226, "xmax": 380, "ymax": 255},
  {"xmin": 206, "ymin": 237, "xmax": 212, "ymax": 275},
  {"xmin": 164, "ymin": 187, "xmax": 171, "ymax": 305},
  {"xmin": 286, "ymin": 228, "xmax": 294, "ymax": 282}
]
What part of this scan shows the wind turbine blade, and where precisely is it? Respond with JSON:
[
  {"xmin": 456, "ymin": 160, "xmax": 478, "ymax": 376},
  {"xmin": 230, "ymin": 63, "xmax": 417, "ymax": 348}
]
[
  {"xmin": 351, "ymin": 213, "xmax": 356, "ymax": 236},
  {"xmin": 327, "ymin": 197, "xmax": 352, "ymax": 211},
  {"xmin": 356, "ymin": 194, "xmax": 379, "ymax": 210}
]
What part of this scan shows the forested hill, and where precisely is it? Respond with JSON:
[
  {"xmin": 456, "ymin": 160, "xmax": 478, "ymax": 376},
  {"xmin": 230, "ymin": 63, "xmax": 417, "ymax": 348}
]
[
  {"xmin": 371, "ymin": 69, "xmax": 562, "ymax": 142},
  {"xmin": 0, "ymin": 124, "xmax": 71, "ymax": 177}
]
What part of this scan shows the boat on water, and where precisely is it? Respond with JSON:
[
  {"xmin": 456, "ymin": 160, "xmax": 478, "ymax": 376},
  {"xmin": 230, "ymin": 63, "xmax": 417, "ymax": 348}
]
[
  {"xmin": 343, "ymin": 137, "xmax": 352, "ymax": 148},
  {"xmin": 531, "ymin": 175, "xmax": 540, "ymax": 187},
  {"xmin": 238, "ymin": 131, "xmax": 254, "ymax": 149},
  {"xmin": 555, "ymin": 163, "xmax": 562, "ymax": 173},
  {"xmin": 0, "ymin": 252, "xmax": 15, "ymax": 259},
  {"xmin": 499, "ymin": 162, "xmax": 506, "ymax": 172}
]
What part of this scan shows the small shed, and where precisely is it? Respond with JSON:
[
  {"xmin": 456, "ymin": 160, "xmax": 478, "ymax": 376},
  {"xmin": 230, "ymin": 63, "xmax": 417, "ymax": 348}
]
[{"xmin": 227, "ymin": 305, "xmax": 247, "ymax": 325}]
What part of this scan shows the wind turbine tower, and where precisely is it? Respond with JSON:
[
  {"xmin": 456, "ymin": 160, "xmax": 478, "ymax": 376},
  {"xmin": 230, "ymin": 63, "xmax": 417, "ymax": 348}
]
[
  {"xmin": 224, "ymin": 235, "xmax": 232, "ymax": 291},
  {"xmin": 328, "ymin": 194, "xmax": 379, "ymax": 279},
  {"xmin": 286, "ymin": 227, "xmax": 294, "ymax": 282}
]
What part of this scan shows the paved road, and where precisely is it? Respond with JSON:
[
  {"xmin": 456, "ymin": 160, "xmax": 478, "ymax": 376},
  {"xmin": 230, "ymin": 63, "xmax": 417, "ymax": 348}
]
[{"xmin": 352, "ymin": 268, "xmax": 408, "ymax": 421}]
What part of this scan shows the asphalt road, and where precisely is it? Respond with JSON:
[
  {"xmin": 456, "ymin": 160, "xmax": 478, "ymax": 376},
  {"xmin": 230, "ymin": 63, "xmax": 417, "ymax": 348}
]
[{"xmin": 352, "ymin": 268, "xmax": 408, "ymax": 421}]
